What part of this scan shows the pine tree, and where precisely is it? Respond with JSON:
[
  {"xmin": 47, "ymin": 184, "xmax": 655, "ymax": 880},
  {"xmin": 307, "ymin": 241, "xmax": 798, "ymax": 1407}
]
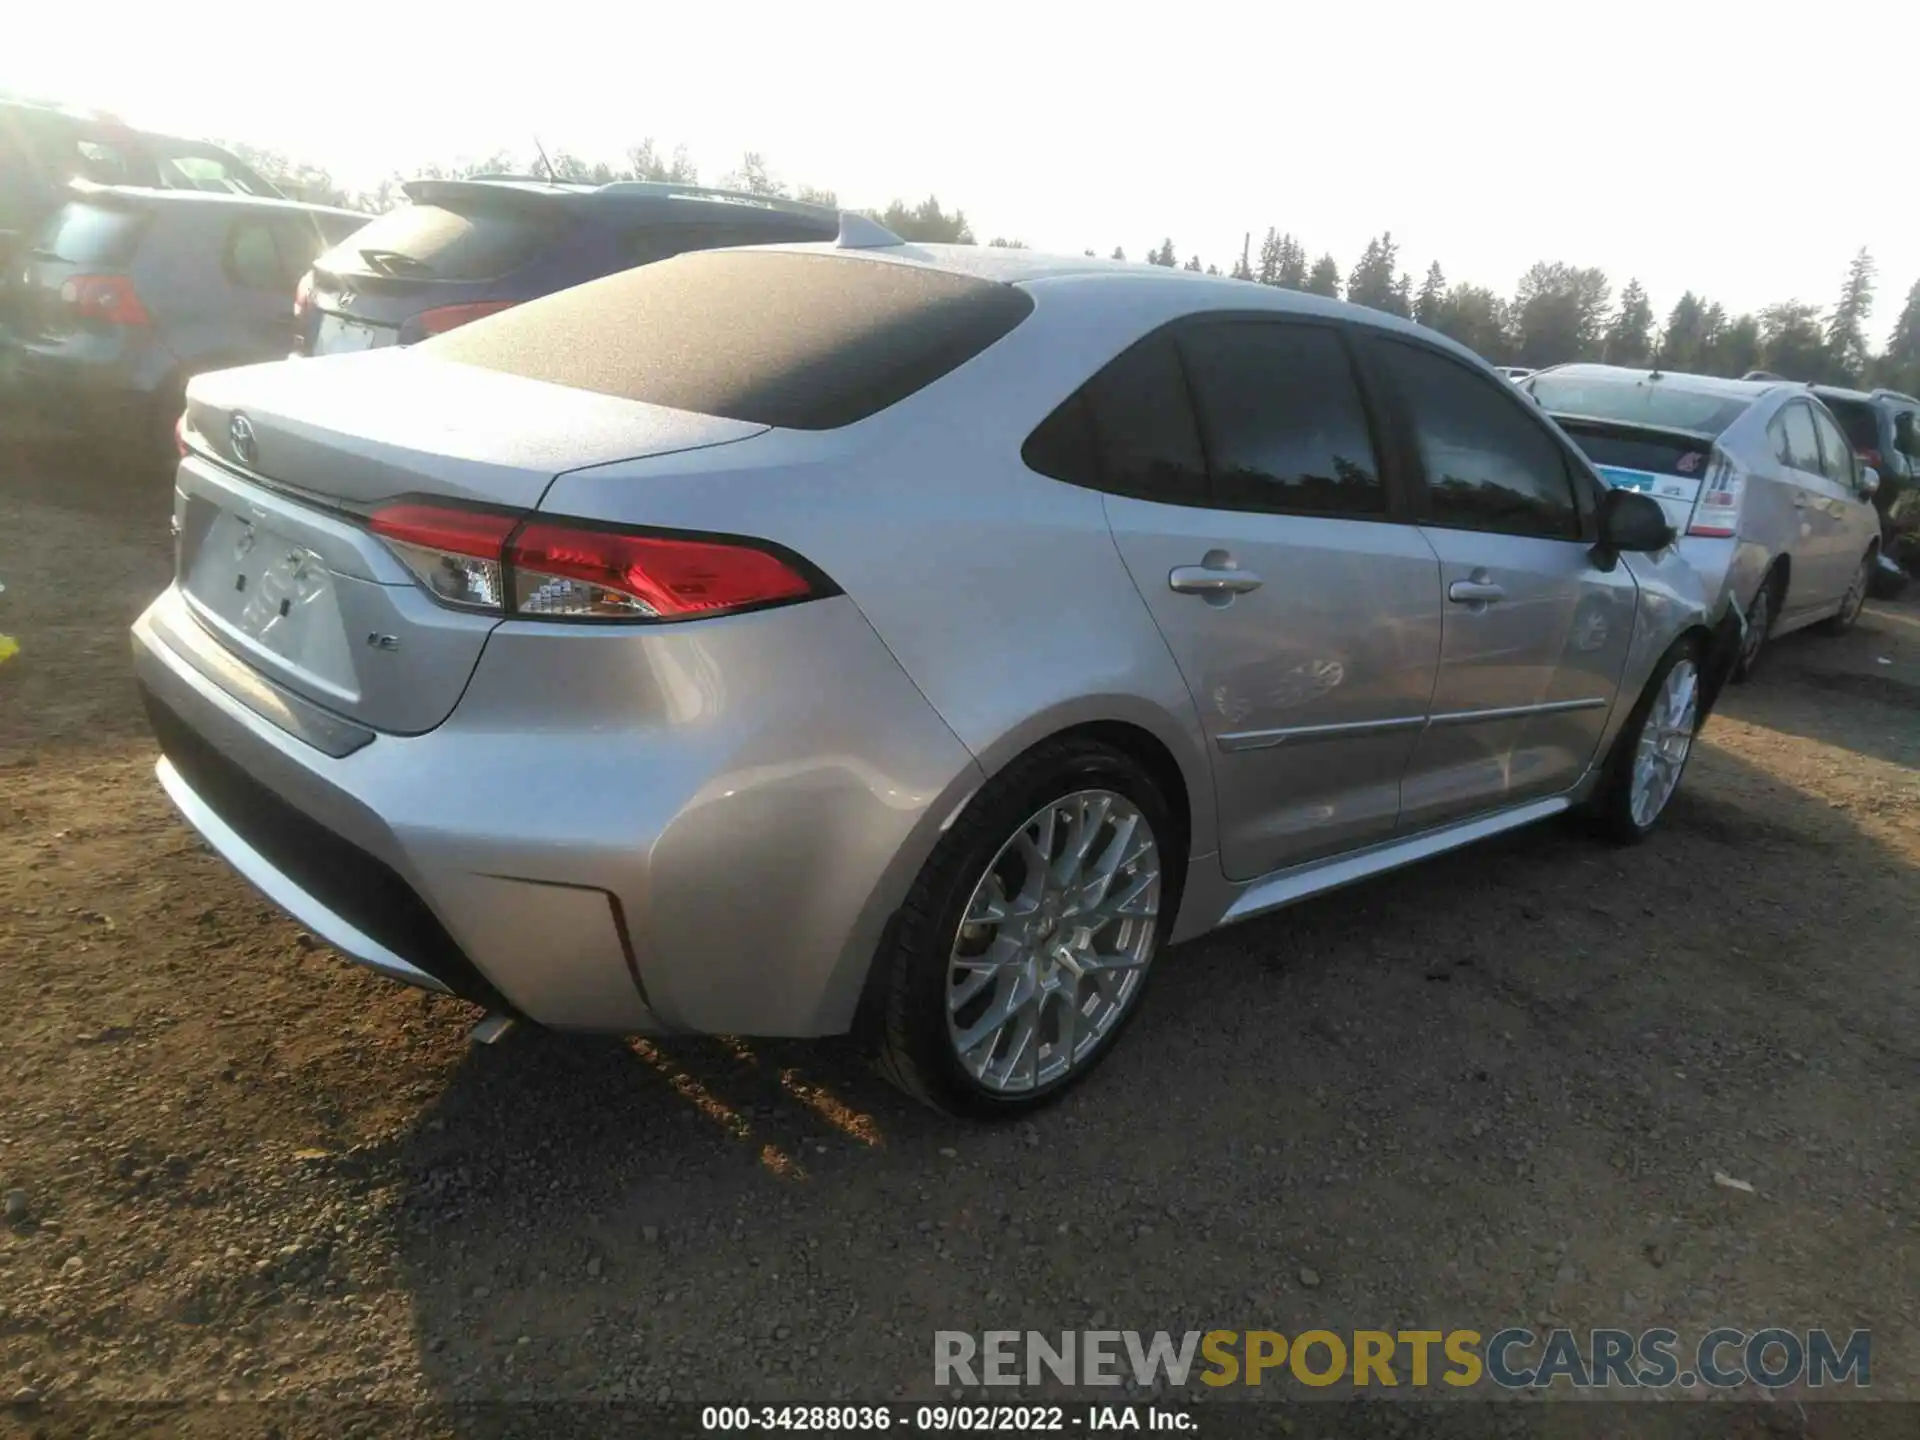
[
  {"xmin": 1304, "ymin": 253, "xmax": 1341, "ymax": 297},
  {"xmin": 1759, "ymin": 300, "xmax": 1827, "ymax": 380},
  {"xmin": 1257, "ymin": 228, "xmax": 1284, "ymax": 286},
  {"xmin": 1276, "ymin": 235, "xmax": 1307, "ymax": 290},
  {"xmin": 1824, "ymin": 247, "xmax": 1875, "ymax": 384},
  {"xmin": 1660, "ymin": 292, "xmax": 1709, "ymax": 371},
  {"xmin": 1183, "ymin": 254, "xmax": 1203, "ymax": 272},
  {"xmin": 1345, "ymin": 232, "xmax": 1404, "ymax": 314},
  {"xmin": 1414, "ymin": 262, "xmax": 1448, "ymax": 328},
  {"xmin": 1883, "ymin": 278, "xmax": 1920, "ymax": 394},
  {"xmin": 1111, "ymin": 246, "xmax": 1127, "ymax": 262},
  {"xmin": 1148, "ymin": 240, "xmax": 1178, "ymax": 268},
  {"xmin": 1603, "ymin": 279, "xmax": 1654, "ymax": 367}
]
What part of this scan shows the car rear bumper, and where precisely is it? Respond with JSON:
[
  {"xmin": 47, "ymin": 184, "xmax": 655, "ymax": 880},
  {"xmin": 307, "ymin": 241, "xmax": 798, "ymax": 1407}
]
[
  {"xmin": 3, "ymin": 331, "xmax": 169, "ymax": 431},
  {"xmin": 132, "ymin": 584, "xmax": 983, "ymax": 1036}
]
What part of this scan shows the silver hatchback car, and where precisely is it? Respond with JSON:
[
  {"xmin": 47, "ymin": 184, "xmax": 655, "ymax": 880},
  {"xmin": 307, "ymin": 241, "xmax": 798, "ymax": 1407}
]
[
  {"xmin": 133, "ymin": 228, "xmax": 1721, "ymax": 1115},
  {"xmin": 1526, "ymin": 365, "xmax": 1884, "ymax": 680}
]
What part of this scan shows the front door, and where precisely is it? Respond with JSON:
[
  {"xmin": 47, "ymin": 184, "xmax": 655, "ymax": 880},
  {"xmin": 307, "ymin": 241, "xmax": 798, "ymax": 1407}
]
[
  {"xmin": 1363, "ymin": 336, "xmax": 1638, "ymax": 831},
  {"xmin": 1090, "ymin": 319, "xmax": 1443, "ymax": 881}
]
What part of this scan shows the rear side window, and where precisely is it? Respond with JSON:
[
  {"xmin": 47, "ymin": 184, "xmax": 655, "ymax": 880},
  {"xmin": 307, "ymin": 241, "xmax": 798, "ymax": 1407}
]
[
  {"xmin": 1022, "ymin": 332, "xmax": 1208, "ymax": 504},
  {"xmin": 1178, "ymin": 320, "xmax": 1382, "ymax": 516},
  {"xmin": 424, "ymin": 249, "xmax": 1035, "ymax": 431},
  {"xmin": 40, "ymin": 202, "xmax": 146, "ymax": 265},
  {"xmin": 1378, "ymin": 339, "xmax": 1581, "ymax": 539},
  {"xmin": 324, "ymin": 201, "xmax": 563, "ymax": 281}
]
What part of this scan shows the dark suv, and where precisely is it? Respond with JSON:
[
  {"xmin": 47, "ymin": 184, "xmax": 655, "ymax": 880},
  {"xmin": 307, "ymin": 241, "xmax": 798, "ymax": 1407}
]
[
  {"xmin": 0, "ymin": 99, "xmax": 280, "ymax": 278},
  {"xmin": 3, "ymin": 183, "xmax": 363, "ymax": 447},
  {"xmin": 1808, "ymin": 384, "xmax": 1920, "ymax": 522},
  {"xmin": 296, "ymin": 177, "xmax": 840, "ymax": 355}
]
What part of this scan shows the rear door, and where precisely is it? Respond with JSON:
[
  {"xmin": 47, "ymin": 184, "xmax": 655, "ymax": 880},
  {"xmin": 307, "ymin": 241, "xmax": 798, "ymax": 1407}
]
[
  {"xmin": 1771, "ymin": 401, "xmax": 1842, "ymax": 618},
  {"xmin": 1369, "ymin": 337, "xmax": 1638, "ymax": 831},
  {"xmin": 219, "ymin": 212, "xmax": 308, "ymax": 360},
  {"xmin": 1079, "ymin": 318, "xmax": 1444, "ymax": 881}
]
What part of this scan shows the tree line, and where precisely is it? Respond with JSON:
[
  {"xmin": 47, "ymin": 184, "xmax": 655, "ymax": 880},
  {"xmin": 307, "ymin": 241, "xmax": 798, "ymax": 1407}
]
[{"xmin": 233, "ymin": 140, "xmax": 1920, "ymax": 399}]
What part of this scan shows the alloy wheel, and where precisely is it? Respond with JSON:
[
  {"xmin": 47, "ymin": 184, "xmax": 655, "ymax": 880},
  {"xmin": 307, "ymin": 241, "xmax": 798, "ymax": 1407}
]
[
  {"xmin": 1630, "ymin": 658, "xmax": 1699, "ymax": 829},
  {"xmin": 946, "ymin": 790, "xmax": 1161, "ymax": 1094},
  {"xmin": 1739, "ymin": 586, "xmax": 1771, "ymax": 670},
  {"xmin": 1839, "ymin": 556, "xmax": 1871, "ymax": 627}
]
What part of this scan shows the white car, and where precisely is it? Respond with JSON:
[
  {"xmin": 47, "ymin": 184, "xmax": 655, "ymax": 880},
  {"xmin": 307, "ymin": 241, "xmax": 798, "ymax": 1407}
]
[
  {"xmin": 1528, "ymin": 365, "xmax": 1883, "ymax": 678},
  {"xmin": 1495, "ymin": 365, "xmax": 1534, "ymax": 383}
]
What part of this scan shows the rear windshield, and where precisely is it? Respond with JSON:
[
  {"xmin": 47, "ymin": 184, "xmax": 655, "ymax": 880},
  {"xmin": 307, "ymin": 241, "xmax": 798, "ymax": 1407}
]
[
  {"xmin": 39, "ymin": 201, "xmax": 146, "ymax": 265},
  {"xmin": 318, "ymin": 200, "xmax": 562, "ymax": 281},
  {"xmin": 1554, "ymin": 420, "xmax": 1711, "ymax": 480},
  {"xmin": 422, "ymin": 249, "xmax": 1037, "ymax": 430},
  {"xmin": 1818, "ymin": 397, "xmax": 1880, "ymax": 454},
  {"xmin": 1528, "ymin": 373, "xmax": 1751, "ymax": 437}
]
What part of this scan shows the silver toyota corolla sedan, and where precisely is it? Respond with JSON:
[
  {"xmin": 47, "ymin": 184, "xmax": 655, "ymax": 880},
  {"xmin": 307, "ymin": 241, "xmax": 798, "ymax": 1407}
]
[{"xmin": 133, "ymin": 221, "xmax": 1722, "ymax": 1115}]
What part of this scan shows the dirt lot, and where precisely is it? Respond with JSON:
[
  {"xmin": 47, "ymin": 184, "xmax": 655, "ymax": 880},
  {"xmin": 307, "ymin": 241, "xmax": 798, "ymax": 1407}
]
[{"xmin": 2, "ymin": 438, "xmax": 1917, "ymax": 1430}]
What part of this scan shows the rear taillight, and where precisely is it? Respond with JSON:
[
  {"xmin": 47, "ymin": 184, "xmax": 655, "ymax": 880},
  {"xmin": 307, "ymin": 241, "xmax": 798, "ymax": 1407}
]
[
  {"xmin": 1859, "ymin": 447, "xmax": 1883, "ymax": 470},
  {"xmin": 59, "ymin": 274, "xmax": 149, "ymax": 326},
  {"xmin": 410, "ymin": 300, "xmax": 517, "ymax": 337},
  {"xmin": 367, "ymin": 500, "xmax": 824, "ymax": 622},
  {"xmin": 293, "ymin": 270, "xmax": 314, "ymax": 320},
  {"xmin": 1688, "ymin": 447, "xmax": 1745, "ymax": 538},
  {"xmin": 368, "ymin": 503, "xmax": 520, "ymax": 611}
]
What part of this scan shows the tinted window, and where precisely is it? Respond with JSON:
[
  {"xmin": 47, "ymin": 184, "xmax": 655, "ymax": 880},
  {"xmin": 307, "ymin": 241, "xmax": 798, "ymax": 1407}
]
[
  {"xmin": 1554, "ymin": 420, "xmax": 1710, "ymax": 480},
  {"xmin": 73, "ymin": 139, "xmax": 134, "ymax": 184},
  {"xmin": 321, "ymin": 200, "xmax": 564, "ymax": 281},
  {"xmin": 1810, "ymin": 407, "xmax": 1857, "ymax": 488},
  {"xmin": 1527, "ymin": 372, "xmax": 1751, "ymax": 437},
  {"xmin": 39, "ymin": 202, "xmax": 145, "ymax": 265},
  {"xmin": 1178, "ymin": 321, "xmax": 1382, "ymax": 516},
  {"xmin": 1078, "ymin": 332, "xmax": 1208, "ymax": 505},
  {"xmin": 1381, "ymin": 340, "xmax": 1581, "ymax": 538},
  {"xmin": 227, "ymin": 220, "xmax": 286, "ymax": 289},
  {"xmin": 271, "ymin": 216, "xmax": 335, "ymax": 275},
  {"xmin": 426, "ymin": 248, "xmax": 1036, "ymax": 431},
  {"xmin": 1817, "ymin": 396, "xmax": 1880, "ymax": 454},
  {"xmin": 1779, "ymin": 404, "xmax": 1822, "ymax": 473}
]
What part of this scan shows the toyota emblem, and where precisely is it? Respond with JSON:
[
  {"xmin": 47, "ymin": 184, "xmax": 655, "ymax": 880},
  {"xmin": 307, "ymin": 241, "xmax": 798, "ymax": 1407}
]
[{"xmin": 229, "ymin": 413, "xmax": 258, "ymax": 467}]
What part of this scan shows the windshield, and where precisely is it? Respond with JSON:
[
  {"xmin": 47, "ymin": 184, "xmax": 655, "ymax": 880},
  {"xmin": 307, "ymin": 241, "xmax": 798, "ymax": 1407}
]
[
  {"xmin": 1528, "ymin": 373, "xmax": 1752, "ymax": 437},
  {"xmin": 317, "ymin": 200, "xmax": 563, "ymax": 281}
]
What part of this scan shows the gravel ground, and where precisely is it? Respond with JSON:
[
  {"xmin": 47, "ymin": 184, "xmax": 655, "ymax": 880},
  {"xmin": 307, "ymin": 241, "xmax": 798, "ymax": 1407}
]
[{"xmin": 1, "ymin": 439, "xmax": 1916, "ymax": 1433}]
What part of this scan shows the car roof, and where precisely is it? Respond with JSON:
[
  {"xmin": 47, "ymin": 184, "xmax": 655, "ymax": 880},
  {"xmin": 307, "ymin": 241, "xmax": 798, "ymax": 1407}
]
[
  {"xmin": 64, "ymin": 181, "xmax": 360, "ymax": 222},
  {"xmin": 759, "ymin": 238, "xmax": 1495, "ymax": 359},
  {"xmin": 1809, "ymin": 383, "xmax": 1879, "ymax": 404},
  {"xmin": 1532, "ymin": 362, "xmax": 1788, "ymax": 401},
  {"xmin": 400, "ymin": 177, "xmax": 841, "ymax": 229}
]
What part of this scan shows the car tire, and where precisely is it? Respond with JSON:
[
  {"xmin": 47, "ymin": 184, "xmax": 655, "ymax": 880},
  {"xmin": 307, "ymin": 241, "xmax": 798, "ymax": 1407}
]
[
  {"xmin": 1819, "ymin": 548, "xmax": 1875, "ymax": 635},
  {"xmin": 872, "ymin": 735, "xmax": 1178, "ymax": 1118},
  {"xmin": 1588, "ymin": 633, "xmax": 1706, "ymax": 846},
  {"xmin": 1729, "ymin": 569, "xmax": 1780, "ymax": 684}
]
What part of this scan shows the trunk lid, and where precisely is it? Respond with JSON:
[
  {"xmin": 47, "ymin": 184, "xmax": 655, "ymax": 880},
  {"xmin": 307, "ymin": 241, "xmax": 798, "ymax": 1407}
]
[{"xmin": 175, "ymin": 351, "xmax": 768, "ymax": 734}]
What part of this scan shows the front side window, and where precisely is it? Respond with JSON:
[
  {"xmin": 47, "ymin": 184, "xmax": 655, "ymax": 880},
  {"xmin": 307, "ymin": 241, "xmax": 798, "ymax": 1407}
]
[
  {"xmin": 1177, "ymin": 320, "xmax": 1383, "ymax": 517},
  {"xmin": 1377, "ymin": 339, "xmax": 1581, "ymax": 539},
  {"xmin": 1810, "ymin": 407, "xmax": 1858, "ymax": 489}
]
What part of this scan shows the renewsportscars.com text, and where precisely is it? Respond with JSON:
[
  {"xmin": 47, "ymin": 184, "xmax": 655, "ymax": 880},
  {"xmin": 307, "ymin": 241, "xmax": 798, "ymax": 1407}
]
[{"xmin": 934, "ymin": 1328, "xmax": 1871, "ymax": 1390}]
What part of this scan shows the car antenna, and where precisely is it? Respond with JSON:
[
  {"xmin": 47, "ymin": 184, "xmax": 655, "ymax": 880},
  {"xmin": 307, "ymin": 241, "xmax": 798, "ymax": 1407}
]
[{"xmin": 532, "ymin": 134, "xmax": 558, "ymax": 187}]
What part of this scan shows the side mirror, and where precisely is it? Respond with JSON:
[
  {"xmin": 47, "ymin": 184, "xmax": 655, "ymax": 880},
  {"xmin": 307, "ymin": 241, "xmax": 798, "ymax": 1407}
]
[
  {"xmin": 1859, "ymin": 466, "xmax": 1881, "ymax": 499},
  {"xmin": 1597, "ymin": 487, "xmax": 1675, "ymax": 554}
]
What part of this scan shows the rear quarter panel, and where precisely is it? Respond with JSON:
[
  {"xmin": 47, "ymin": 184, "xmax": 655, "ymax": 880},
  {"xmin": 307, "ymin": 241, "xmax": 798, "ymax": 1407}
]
[{"xmin": 539, "ymin": 286, "xmax": 1222, "ymax": 928}]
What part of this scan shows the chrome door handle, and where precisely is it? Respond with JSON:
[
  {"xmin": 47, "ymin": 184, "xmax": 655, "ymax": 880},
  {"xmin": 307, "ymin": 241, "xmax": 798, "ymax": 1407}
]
[
  {"xmin": 1169, "ymin": 565, "xmax": 1263, "ymax": 595},
  {"xmin": 1447, "ymin": 579, "xmax": 1506, "ymax": 604}
]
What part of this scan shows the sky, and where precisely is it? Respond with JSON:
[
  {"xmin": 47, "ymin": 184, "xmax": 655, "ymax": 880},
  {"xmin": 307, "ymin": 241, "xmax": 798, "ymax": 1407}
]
[{"xmin": 9, "ymin": 0, "xmax": 1918, "ymax": 344}]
